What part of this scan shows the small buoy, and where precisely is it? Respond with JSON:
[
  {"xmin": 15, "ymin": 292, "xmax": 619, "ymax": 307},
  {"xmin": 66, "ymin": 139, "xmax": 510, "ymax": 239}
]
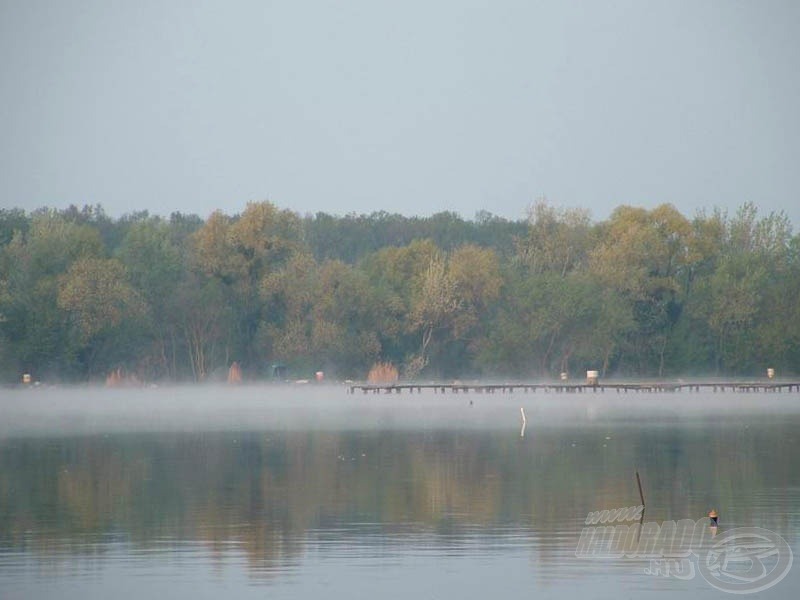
[{"xmin": 708, "ymin": 509, "xmax": 719, "ymax": 526}]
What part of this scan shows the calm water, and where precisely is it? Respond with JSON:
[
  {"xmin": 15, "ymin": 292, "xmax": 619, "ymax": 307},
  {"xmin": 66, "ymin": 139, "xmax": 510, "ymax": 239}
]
[{"xmin": 1, "ymin": 386, "xmax": 798, "ymax": 599}]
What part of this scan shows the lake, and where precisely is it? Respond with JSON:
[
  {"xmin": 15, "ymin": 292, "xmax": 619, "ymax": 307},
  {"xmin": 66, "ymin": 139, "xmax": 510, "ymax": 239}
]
[{"xmin": 1, "ymin": 386, "xmax": 798, "ymax": 598}]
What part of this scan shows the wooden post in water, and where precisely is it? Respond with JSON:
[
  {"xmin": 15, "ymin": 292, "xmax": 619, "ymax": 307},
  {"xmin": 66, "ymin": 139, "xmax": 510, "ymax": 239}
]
[
  {"xmin": 636, "ymin": 470, "xmax": 646, "ymax": 508},
  {"xmin": 635, "ymin": 470, "xmax": 647, "ymax": 543},
  {"xmin": 636, "ymin": 471, "xmax": 647, "ymax": 512}
]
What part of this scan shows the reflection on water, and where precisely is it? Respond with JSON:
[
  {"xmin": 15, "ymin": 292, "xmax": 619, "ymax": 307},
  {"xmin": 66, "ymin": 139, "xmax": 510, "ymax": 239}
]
[{"xmin": 0, "ymin": 388, "xmax": 799, "ymax": 598}]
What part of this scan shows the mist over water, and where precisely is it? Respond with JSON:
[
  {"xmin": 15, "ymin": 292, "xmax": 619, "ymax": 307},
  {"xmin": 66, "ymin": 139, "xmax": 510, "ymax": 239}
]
[
  {"xmin": 1, "ymin": 387, "xmax": 798, "ymax": 598},
  {"xmin": 2, "ymin": 385, "xmax": 799, "ymax": 436}
]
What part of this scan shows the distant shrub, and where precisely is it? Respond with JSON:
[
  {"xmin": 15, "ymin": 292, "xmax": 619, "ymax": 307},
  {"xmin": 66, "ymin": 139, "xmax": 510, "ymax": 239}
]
[
  {"xmin": 367, "ymin": 362, "xmax": 399, "ymax": 384},
  {"xmin": 105, "ymin": 367, "xmax": 141, "ymax": 387},
  {"xmin": 227, "ymin": 361, "xmax": 242, "ymax": 384}
]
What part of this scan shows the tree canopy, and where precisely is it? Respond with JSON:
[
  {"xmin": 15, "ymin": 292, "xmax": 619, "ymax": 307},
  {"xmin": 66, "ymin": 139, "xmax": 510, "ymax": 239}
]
[{"xmin": 0, "ymin": 201, "xmax": 797, "ymax": 382}]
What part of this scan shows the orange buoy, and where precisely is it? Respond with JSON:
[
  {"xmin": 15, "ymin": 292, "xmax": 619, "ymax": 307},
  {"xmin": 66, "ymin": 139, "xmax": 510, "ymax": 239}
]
[{"xmin": 708, "ymin": 509, "xmax": 719, "ymax": 526}]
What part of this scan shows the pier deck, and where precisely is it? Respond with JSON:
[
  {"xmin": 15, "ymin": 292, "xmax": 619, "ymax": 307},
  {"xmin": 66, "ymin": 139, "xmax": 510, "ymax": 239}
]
[{"xmin": 348, "ymin": 382, "xmax": 800, "ymax": 394}]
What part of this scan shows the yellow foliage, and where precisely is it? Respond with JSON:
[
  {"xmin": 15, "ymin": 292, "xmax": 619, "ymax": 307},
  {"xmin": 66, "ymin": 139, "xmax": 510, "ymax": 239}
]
[{"xmin": 58, "ymin": 258, "xmax": 145, "ymax": 339}]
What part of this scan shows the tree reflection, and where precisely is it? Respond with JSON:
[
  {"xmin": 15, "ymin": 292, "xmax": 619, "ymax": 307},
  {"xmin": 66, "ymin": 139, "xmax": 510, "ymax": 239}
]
[{"xmin": 1, "ymin": 423, "xmax": 797, "ymax": 575}]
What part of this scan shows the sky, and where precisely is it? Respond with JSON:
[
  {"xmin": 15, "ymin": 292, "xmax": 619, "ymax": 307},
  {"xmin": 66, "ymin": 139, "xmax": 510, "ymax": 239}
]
[{"xmin": 1, "ymin": 0, "xmax": 798, "ymax": 226}]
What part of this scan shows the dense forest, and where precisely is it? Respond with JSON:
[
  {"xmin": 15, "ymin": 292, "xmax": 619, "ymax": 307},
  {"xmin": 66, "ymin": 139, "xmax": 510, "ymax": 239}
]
[{"xmin": 0, "ymin": 201, "xmax": 797, "ymax": 383}]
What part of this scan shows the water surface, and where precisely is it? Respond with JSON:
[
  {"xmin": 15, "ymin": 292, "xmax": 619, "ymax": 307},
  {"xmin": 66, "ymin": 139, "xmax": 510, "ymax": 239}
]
[{"xmin": 1, "ymin": 386, "xmax": 798, "ymax": 598}]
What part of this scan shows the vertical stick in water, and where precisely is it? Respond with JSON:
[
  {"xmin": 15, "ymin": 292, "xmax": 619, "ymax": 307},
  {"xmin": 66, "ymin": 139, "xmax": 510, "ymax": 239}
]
[
  {"xmin": 520, "ymin": 407, "xmax": 526, "ymax": 438},
  {"xmin": 635, "ymin": 470, "xmax": 646, "ymax": 543},
  {"xmin": 635, "ymin": 470, "xmax": 646, "ymax": 507}
]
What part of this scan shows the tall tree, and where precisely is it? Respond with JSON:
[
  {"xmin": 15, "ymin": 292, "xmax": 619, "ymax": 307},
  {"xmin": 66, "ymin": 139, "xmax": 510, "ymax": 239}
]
[
  {"xmin": 590, "ymin": 204, "xmax": 694, "ymax": 375},
  {"xmin": 0, "ymin": 212, "xmax": 104, "ymax": 378},
  {"xmin": 57, "ymin": 258, "xmax": 146, "ymax": 376},
  {"xmin": 116, "ymin": 219, "xmax": 187, "ymax": 379},
  {"xmin": 408, "ymin": 253, "xmax": 461, "ymax": 376}
]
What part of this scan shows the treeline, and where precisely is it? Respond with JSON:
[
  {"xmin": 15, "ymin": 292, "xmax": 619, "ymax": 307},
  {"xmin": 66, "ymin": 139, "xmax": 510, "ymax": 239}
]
[{"xmin": 0, "ymin": 201, "xmax": 797, "ymax": 382}]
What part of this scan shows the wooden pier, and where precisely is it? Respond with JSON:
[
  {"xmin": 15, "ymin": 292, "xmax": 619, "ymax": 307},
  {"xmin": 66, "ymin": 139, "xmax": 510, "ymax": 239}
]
[{"xmin": 348, "ymin": 381, "xmax": 800, "ymax": 394}]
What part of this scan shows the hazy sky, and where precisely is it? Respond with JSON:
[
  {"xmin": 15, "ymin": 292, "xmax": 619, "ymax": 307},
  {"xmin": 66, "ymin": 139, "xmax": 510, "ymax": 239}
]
[{"xmin": 1, "ymin": 0, "xmax": 798, "ymax": 225}]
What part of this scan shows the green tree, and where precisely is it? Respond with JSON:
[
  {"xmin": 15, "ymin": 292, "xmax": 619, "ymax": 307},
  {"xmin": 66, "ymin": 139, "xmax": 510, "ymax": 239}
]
[
  {"xmin": 191, "ymin": 202, "xmax": 305, "ymax": 372},
  {"xmin": 361, "ymin": 239, "xmax": 439, "ymax": 372},
  {"xmin": 590, "ymin": 204, "xmax": 695, "ymax": 375},
  {"xmin": 116, "ymin": 219, "xmax": 187, "ymax": 379},
  {"xmin": 58, "ymin": 258, "xmax": 144, "ymax": 340},
  {"xmin": 177, "ymin": 275, "xmax": 235, "ymax": 381},
  {"xmin": 0, "ymin": 212, "xmax": 104, "ymax": 378},
  {"xmin": 408, "ymin": 253, "xmax": 461, "ymax": 376},
  {"xmin": 698, "ymin": 204, "xmax": 794, "ymax": 374},
  {"xmin": 259, "ymin": 254, "xmax": 382, "ymax": 377},
  {"xmin": 515, "ymin": 199, "xmax": 594, "ymax": 275},
  {"xmin": 57, "ymin": 258, "xmax": 147, "ymax": 376}
]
